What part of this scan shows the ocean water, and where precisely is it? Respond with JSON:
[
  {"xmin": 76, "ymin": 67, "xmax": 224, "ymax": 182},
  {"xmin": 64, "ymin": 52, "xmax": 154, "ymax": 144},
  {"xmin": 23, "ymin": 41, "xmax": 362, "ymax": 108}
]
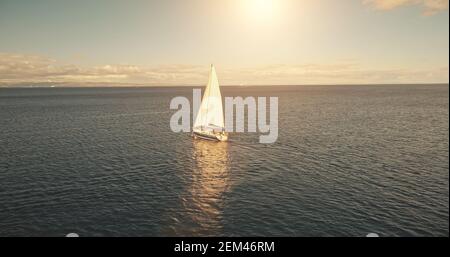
[{"xmin": 0, "ymin": 85, "xmax": 448, "ymax": 237}]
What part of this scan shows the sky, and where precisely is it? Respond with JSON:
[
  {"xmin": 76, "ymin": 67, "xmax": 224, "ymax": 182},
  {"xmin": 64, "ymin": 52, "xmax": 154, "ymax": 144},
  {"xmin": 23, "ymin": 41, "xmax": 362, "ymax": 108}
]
[{"xmin": 0, "ymin": 0, "xmax": 448, "ymax": 85}]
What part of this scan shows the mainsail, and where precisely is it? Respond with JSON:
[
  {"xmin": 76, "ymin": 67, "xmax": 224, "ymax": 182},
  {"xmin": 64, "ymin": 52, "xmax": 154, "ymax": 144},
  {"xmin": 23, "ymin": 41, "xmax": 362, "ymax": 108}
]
[{"xmin": 193, "ymin": 65, "xmax": 224, "ymax": 131}]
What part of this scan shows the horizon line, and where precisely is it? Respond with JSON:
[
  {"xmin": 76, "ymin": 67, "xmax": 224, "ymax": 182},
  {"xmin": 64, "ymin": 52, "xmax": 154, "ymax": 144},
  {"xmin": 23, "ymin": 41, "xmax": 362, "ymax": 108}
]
[{"xmin": 0, "ymin": 82, "xmax": 448, "ymax": 88}]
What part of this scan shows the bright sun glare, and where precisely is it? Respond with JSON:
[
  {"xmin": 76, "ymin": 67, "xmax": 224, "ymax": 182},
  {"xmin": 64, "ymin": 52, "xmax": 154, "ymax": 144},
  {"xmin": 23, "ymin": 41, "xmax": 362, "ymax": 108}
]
[
  {"xmin": 244, "ymin": 0, "xmax": 277, "ymax": 21},
  {"xmin": 252, "ymin": 0, "xmax": 274, "ymax": 13}
]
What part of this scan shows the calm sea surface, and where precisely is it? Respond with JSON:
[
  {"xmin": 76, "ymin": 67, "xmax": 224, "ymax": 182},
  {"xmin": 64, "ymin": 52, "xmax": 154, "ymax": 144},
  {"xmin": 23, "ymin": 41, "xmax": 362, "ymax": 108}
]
[{"xmin": 0, "ymin": 85, "xmax": 448, "ymax": 236}]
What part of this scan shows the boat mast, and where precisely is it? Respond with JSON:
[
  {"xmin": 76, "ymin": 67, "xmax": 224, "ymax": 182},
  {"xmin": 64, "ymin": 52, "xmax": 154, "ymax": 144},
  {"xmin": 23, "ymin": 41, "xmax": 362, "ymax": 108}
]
[{"xmin": 202, "ymin": 64, "xmax": 214, "ymax": 129}]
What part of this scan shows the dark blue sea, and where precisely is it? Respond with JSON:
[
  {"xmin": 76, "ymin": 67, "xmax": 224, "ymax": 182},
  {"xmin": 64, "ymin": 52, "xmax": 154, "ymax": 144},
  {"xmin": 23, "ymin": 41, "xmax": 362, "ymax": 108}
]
[{"xmin": 0, "ymin": 85, "xmax": 448, "ymax": 236}]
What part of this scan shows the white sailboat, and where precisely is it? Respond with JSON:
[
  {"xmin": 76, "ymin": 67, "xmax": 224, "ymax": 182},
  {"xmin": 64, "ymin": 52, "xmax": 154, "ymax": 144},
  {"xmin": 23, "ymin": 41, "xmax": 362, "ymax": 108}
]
[{"xmin": 192, "ymin": 64, "xmax": 228, "ymax": 142}]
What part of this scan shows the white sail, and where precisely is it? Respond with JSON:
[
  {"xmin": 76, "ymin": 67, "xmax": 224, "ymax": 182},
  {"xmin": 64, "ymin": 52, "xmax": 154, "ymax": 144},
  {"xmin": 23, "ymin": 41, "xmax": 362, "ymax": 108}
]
[{"xmin": 193, "ymin": 65, "xmax": 224, "ymax": 131}]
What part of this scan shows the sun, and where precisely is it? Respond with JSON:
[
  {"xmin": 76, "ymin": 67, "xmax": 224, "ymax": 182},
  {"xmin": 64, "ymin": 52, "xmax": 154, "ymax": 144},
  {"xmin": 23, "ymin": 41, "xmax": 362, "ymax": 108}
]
[
  {"xmin": 243, "ymin": 0, "xmax": 277, "ymax": 21},
  {"xmin": 252, "ymin": 0, "xmax": 274, "ymax": 14}
]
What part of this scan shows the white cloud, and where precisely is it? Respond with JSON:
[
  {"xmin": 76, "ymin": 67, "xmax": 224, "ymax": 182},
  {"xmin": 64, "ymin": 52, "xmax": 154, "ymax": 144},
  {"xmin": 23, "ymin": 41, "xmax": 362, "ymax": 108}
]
[
  {"xmin": 363, "ymin": 0, "xmax": 449, "ymax": 15},
  {"xmin": 229, "ymin": 63, "xmax": 448, "ymax": 85},
  {"xmin": 0, "ymin": 53, "xmax": 447, "ymax": 86},
  {"xmin": 0, "ymin": 53, "xmax": 207, "ymax": 85}
]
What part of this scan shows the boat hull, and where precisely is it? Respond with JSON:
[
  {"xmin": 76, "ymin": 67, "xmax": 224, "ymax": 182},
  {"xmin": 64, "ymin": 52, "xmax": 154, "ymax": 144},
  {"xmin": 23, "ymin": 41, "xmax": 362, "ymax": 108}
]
[{"xmin": 192, "ymin": 131, "xmax": 228, "ymax": 142}]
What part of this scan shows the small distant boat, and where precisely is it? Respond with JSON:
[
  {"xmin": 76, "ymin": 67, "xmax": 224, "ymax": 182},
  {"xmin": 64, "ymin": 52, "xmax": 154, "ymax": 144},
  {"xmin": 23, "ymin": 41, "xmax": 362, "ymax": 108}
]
[{"xmin": 192, "ymin": 64, "xmax": 228, "ymax": 142}]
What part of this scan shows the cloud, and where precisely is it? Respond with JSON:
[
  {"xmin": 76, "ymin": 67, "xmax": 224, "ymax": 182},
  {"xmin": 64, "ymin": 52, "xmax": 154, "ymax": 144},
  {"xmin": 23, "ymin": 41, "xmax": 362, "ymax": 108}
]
[
  {"xmin": 422, "ymin": 0, "xmax": 450, "ymax": 15},
  {"xmin": 230, "ymin": 63, "xmax": 448, "ymax": 85},
  {"xmin": 0, "ymin": 53, "xmax": 448, "ymax": 86},
  {"xmin": 363, "ymin": 0, "xmax": 449, "ymax": 15},
  {"xmin": 0, "ymin": 53, "xmax": 206, "ymax": 86}
]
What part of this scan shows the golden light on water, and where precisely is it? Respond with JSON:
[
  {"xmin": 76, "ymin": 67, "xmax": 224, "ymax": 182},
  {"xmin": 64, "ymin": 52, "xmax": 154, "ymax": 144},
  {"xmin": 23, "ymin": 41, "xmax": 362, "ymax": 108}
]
[
  {"xmin": 170, "ymin": 140, "xmax": 231, "ymax": 236},
  {"xmin": 189, "ymin": 140, "xmax": 230, "ymax": 235}
]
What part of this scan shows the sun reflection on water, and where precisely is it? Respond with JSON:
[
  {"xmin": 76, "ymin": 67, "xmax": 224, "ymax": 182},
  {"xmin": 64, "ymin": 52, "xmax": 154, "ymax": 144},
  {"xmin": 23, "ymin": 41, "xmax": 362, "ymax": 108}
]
[{"xmin": 185, "ymin": 140, "xmax": 231, "ymax": 236}]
